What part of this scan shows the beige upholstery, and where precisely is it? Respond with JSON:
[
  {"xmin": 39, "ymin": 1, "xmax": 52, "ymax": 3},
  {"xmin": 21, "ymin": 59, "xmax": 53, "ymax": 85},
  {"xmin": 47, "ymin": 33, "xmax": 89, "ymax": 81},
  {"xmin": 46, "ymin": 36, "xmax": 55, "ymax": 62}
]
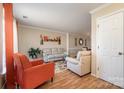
[
  {"xmin": 66, "ymin": 51, "xmax": 91, "ymax": 76},
  {"xmin": 43, "ymin": 48, "xmax": 52, "ymax": 55},
  {"xmin": 77, "ymin": 51, "xmax": 91, "ymax": 60}
]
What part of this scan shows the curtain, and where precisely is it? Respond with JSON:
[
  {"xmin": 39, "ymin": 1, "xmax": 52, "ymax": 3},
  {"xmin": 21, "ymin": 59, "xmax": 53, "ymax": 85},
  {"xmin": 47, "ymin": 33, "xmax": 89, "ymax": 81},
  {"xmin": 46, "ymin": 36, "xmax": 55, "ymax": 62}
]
[{"xmin": 0, "ymin": 7, "xmax": 18, "ymax": 75}]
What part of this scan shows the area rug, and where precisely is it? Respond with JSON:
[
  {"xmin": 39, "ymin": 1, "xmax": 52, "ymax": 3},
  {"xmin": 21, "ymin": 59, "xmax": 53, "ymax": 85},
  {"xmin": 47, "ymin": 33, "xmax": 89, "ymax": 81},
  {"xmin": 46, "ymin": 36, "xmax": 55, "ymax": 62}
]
[{"xmin": 55, "ymin": 61, "xmax": 67, "ymax": 73}]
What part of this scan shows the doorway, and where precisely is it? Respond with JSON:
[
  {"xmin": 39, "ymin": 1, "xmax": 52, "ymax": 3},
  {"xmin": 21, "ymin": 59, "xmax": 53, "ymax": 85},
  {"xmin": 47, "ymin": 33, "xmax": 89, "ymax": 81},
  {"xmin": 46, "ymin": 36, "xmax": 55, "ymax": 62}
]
[{"xmin": 96, "ymin": 11, "xmax": 124, "ymax": 88}]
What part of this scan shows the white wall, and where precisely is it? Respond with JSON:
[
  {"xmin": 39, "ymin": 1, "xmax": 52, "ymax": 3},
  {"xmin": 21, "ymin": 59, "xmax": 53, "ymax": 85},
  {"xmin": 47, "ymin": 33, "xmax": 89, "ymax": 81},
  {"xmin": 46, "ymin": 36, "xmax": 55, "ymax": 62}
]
[
  {"xmin": 18, "ymin": 25, "xmax": 67, "ymax": 56},
  {"xmin": 18, "ymin": 25, "xmax": 91, "ymax": 58},
  {"xmin": 68, "ymin": 32, "xmax": 91, "ymax": 57},
  {"xmin": 69, "ymin": 33, "xmax": 91, "ymax": 49}
]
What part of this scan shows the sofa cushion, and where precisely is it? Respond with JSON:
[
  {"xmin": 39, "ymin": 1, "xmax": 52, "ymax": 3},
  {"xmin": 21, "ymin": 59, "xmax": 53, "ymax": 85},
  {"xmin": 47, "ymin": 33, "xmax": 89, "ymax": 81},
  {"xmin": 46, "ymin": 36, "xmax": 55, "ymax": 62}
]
[
  {"xmin": 42, "ymin": 48, "xmax": 65, "ymax": 62},
  {"xmin": 51, "ymin": 48, "xmax": 58, "ymax": 54},
  {"xmin": 54, "ymin": 54, "xmax": 64, "ymax": 58},
  {"xmin": 43, "ymin": 48, "xmax": 52, "ymax": 55},
  {"xmin": 47, "ymin": 55, "xmax": 55, "ymax": 59}
]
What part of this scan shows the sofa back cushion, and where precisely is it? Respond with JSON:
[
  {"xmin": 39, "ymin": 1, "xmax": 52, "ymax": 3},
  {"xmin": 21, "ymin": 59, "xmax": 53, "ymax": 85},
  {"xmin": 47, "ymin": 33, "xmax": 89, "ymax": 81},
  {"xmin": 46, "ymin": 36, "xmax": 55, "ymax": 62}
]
[
  {"xmin": 76, "ymin": 51, "xmax": 91, "ymax": 61},
  {"xmin": 42, "ymin": 48, "xmax": 65, "ymax": 55},
  {"xmin": 51, "ymin": 48, "xmax": 58, "ymax": 54},
  {"xmin": 58, "ymin": 48, "xmax": 64, "ymax": 54},
  {"xmin": 43, "ymin": 48, "xmax": 52, "ymax": 55},
  {"xmin": 76, "ymin": 51, "xmax": 82, "ymax": 61},
  {"xmin": 19, "ymin": 55, "xmax": 32, "ymax": 69},
  {"xmin": 14, "ymin": 53, "xmax": 32, "ymax": 69}
]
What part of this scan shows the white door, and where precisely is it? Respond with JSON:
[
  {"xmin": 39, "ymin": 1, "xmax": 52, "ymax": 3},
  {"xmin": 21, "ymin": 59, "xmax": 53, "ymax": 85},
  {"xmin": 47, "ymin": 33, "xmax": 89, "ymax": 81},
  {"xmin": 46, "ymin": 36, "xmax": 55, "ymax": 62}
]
[{"xmin": 97, "ymin": 12, "xmax": 124, "ymax": 88}]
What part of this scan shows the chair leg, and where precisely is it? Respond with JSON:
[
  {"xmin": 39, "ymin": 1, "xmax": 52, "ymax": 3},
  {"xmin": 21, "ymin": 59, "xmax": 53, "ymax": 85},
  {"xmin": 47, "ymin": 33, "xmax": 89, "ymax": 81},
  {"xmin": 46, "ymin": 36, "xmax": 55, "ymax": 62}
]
[
  {"xmin": 51, "ymin": 77, "xmax": 53, "ymax": 82},
  {"xmin": 16, "ymin": 84, "xmax": 20, "ymax": 89}
]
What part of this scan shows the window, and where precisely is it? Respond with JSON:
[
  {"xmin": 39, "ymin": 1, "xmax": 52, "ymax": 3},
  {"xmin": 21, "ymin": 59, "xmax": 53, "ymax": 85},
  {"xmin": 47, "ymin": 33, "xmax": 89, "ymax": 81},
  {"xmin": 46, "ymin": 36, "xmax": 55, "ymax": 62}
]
[
  {"xmin": 0, "ymin": 5, "xmax": 6, "ymax": 74},
  {"xmin": 2, "ymin": 7, "xmax": 6, "ymax": 74}
]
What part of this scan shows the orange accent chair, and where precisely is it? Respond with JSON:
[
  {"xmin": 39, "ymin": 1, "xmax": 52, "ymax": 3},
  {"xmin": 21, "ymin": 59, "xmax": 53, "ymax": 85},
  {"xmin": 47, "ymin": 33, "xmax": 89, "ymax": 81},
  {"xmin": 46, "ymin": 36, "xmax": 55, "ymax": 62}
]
[{"xmin": 13, "ymin": 53, "xmax": 55, "ymax": 89}]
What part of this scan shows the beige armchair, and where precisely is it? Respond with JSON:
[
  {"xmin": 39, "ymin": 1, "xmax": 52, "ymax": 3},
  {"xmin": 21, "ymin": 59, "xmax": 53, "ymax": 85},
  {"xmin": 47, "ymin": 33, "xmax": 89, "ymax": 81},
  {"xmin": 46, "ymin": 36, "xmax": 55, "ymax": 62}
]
[{"xmin": 66, "ymin": 51, "xmax": 91, "ymax": 76}]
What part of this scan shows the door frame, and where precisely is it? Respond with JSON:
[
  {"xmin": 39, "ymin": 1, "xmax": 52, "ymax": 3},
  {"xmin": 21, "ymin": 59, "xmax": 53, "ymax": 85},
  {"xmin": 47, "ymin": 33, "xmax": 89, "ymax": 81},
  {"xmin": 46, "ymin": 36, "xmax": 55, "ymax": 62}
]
[{"xmin": 96, "ymin": 9, "xmax": 124, "ymax": 79}]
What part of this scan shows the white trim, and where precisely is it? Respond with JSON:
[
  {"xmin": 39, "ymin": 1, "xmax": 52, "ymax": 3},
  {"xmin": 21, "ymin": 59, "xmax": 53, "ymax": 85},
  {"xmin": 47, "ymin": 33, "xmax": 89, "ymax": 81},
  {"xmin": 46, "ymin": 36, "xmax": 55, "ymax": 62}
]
[
  {"xmin": 90, "ymin": 4, "xmax": 112, "ymax": 14},
  {"xmin": 96, "ymin": 19, "xmax": 100, "ymax": 79},
  {"xmin": 97, "ymin": 9, "xmax": 124, "ymax": 20},
  {"xmin": 91, "ymin": 73, "xmax": 96, "ymax": 77},
  {"xmin": 18, "ymin": 24, "xmax": 67, "ymax": 34},
  {"xmin": 66, "ymin": 33, "xmax": 69, "ymax": 55},
  {"xmin": 91, "ymin": 73, "xmax": 100, "ymax": 78}
]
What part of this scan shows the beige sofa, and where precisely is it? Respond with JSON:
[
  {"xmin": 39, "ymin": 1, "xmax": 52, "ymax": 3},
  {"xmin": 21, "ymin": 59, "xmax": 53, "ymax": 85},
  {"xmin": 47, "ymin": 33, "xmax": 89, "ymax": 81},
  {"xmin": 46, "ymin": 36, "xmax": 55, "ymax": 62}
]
[{"xmin": 42, "ymin": 48, "xmax": 65, "ymax": 62}]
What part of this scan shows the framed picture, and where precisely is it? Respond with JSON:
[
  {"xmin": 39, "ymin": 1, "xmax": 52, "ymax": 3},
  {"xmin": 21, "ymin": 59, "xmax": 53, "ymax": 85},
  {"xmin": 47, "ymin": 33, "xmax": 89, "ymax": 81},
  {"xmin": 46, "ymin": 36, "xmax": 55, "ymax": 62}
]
[
  {"xmin": 79, "ymin": 38, "xmax": 83, "ymax": 45},
  {"xmin": 75, "ymin": 38, "xmax": 77, "ymax": 46}
]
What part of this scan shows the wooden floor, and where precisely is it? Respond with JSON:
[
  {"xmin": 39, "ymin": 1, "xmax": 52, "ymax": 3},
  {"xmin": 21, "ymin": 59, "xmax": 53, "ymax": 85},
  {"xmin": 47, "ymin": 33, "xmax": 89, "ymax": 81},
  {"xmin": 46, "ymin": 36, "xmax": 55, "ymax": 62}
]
[{"xmin": 37, "ymin": 70, "xmax": 120, "ymax": 89}]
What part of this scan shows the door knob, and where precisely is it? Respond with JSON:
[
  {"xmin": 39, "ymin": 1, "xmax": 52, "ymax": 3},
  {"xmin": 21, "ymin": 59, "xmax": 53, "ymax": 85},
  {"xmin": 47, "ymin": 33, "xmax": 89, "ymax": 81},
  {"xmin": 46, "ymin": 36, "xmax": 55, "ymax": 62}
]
[{"xmin": 118, "ymin": 52, "xmax": 124, "ymax": 55}]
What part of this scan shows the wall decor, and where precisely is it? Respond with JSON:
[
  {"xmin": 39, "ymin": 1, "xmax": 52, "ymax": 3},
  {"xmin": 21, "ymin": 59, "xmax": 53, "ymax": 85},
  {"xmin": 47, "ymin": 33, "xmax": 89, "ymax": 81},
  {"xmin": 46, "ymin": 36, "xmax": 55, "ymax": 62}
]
[
  {"xmin": 85, "ymin": 39, "xmax": 87, "ymax": 47},
  {"xmin": 75, "ymin": 38, "xmax": 77, "ymax": 46},
  {"xmin": 79, "ymin": 38, "xmax": 84, "ymax": 45},
  {"xmin": 40, "ymin": 34, "xmax": 61, "ymax": 45},
  {"xmin": 40, "ymin": 34, "xmax": 44, "ymax": 45}
]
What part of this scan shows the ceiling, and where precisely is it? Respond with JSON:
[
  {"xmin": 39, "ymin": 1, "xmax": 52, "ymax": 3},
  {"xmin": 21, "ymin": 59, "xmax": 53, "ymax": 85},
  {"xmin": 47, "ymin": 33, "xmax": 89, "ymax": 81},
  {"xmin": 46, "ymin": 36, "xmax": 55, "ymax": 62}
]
[{"xmin": 13, "ymin": 3, "xmax": 103, "ymax": 33}]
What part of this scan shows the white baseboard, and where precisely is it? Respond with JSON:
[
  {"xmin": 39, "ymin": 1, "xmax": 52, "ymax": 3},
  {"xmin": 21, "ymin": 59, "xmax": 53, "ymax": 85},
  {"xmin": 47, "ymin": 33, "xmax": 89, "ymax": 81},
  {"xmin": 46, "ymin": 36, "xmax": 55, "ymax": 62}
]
[
  {"xmin": 91, "ymin": 73, "xmax": 100, "ymax": 79},
  {"xmin": 91, "ymin": 73, "xmax": 96, "ymax": 77}
]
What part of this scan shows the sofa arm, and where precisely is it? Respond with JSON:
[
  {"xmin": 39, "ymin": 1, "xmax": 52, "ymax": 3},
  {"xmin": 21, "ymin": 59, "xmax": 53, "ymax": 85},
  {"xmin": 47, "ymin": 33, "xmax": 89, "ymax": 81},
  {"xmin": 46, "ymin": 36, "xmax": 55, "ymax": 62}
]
[
  {"xmin": 30, "ymin": 59, "xmax": 44, "ymax": 66},
  {"xmin": 23, "ymin": 62, "xmax": 55, "ymax": 88}
]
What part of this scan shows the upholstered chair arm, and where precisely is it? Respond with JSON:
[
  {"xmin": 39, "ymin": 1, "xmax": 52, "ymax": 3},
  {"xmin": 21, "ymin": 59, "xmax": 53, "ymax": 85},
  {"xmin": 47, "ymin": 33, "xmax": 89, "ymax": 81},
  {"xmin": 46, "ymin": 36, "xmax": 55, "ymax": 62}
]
[
  {"xmin": 79, "ymin": 56, "xmax": 84, "ymax": 64},
  {"xmin": 30, "ymin": 59, "xmax": 44, "ymax": 66},
  {"xmin": 80, "ymin": 56, "xmax": 91, "ymax": 65},
  {"xmin": 66, "ymin": 57, "xmax": 79, "ymax": 65},
  {"xmin": 23, "ymin": 62, "xmax": 55, "ymax": 88}
]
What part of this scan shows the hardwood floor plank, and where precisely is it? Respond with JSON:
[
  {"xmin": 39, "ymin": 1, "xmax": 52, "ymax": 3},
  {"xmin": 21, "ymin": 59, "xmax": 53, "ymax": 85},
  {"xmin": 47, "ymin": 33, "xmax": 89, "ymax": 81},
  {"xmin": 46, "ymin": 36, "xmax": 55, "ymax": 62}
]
[{"xmin": 37, "ymin": 70, "xmax": 120, "ymax": 89}]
